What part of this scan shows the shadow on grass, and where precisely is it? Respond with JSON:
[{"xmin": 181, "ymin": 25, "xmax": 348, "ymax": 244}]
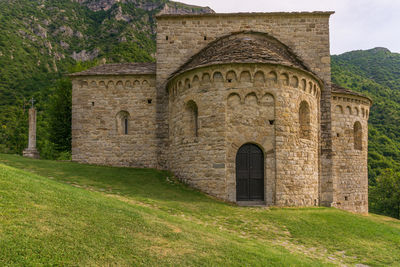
[{"xmin": 0, "ymin": 154, "xmax": 225, "ymax": 206}]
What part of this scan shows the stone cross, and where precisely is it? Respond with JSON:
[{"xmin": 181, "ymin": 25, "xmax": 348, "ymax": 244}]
[
  {"xmin": 23, "ymin": 99, "xmax": 40, "ymax": 159},
  {"xmin": 30, "ymin": 97, "xmax": 35, "ymax": 108}
]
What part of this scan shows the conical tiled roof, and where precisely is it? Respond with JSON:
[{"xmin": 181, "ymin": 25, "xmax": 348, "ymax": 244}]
[
  {"xmin": 169, "ymin": 31, "xmax": 311, "ymax": 80},
  {"xmin": 332, "ymin": 84, "xmax": 372, "ymax": 103}
]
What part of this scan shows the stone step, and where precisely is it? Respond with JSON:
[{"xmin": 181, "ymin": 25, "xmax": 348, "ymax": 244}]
[{"xmin": 236, "ymin": 201, "xmax": 266, "ymax": 207}]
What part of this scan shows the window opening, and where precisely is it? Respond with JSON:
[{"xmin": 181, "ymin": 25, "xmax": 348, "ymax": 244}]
[
  {"xmin": 299, "ymin": 101, "xmax": 311, "ymax": 139},
  {"xmin": 124, "ymin": 118, "xmax": 128, "ymax": 135},
  {"xmin": 354, "ymin": 121, "xmax": 362, "ymax": 150}
]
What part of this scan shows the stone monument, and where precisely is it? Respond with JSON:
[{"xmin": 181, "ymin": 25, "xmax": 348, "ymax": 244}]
[{"xmin": 23, "ymin": 98, "xmax": 40, "ymax": 159}]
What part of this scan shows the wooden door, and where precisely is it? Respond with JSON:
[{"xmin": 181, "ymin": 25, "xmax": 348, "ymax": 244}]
[{"xmin": 236, "ymin": 144, "xmax": 264, "ymax": 201}]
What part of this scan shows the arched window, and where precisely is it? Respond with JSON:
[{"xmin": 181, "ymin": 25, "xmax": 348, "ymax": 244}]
[
  {"xmin": 116, "ymin": 111, "xmax": 130, "ymax": 135},
  {"xmin": 186, "ymin": 100, "xmax": 198, "ymax": 137},
  {"xmin": 299, "ymin": 101, "xmax": 311, "ymax": 139},
  {"xmin": 124, "ymin": 117, "xmax": 128, "ymax": 135},
  {"xmin": 354, "ymin": 121, "xmax": 362, "ymax": 150}
]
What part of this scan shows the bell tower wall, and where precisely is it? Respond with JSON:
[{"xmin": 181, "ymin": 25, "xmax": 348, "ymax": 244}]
[{"xmin": 331, "ymin": 92, "xmax": 371, "ymax": 213}]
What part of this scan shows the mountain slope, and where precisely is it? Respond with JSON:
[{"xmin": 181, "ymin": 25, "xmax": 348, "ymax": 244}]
[
  {"xmin": 0, "ymin": 0, "xmax": 213, "ymax": 155},
  {"xmin": 1, "ymin": 153, "xmax": 400, "ymax": 266},
  {"xmin": 333, "ymin": 47, "xmax": 400, "ymax": 90},
  {"xmin": 0, "ymin": 0, "xmax": 212, "ymax": 106}
]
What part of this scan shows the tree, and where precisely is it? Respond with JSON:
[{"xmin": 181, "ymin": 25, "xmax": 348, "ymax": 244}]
[
  {"xmin": 0, "ymin": 103, "xmax": 28, "ymax": 154},
  {"xmin": 48, "ymin": 79, "xmax": 72, "ymax": 153},
  {"xmin": 369, "ymin": 169, "xmax": 400, "ymax": 219}
]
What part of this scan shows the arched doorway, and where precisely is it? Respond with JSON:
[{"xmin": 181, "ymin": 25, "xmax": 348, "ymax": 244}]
[{"xmin": 236, "ymin": 143, "xmax": 264, "ymax": 201}]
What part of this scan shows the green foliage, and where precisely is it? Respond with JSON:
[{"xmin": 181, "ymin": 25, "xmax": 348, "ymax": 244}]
[
  {"xmin": 48, "ymin": 79, "xmax": 72, "ymax": 152},
  {"xmin": 108, "ymin": 40, "xmax": 155, "ymax": 63},
  {"xmin": 0, "ymin": 102, "xmax": 28, "ymax": 154},
  {"xmin": 370, "ymin": 169, "xmax": 400, "ymax": 219},
  {"xmin": 56, "ymin": 150, "xmax": 71, "ymax": 160}
]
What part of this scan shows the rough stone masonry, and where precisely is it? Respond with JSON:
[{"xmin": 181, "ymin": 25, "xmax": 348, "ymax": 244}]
[
  {"xmin": 69, "ymin": 11, "xmax": 372, "ymax": 213},
  {"xmin": 23, "ymin": 103, "xmax": 40, "ymax": 159}
]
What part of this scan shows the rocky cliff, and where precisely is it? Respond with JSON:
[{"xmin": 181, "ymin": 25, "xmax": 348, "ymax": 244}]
[
  {"xmin": 159, "ymin": 1, "xmax": 214, "ymax": 15},
  {"xmin": 73, "ymin": 0, "xmax": 214, "ymax": 13}
]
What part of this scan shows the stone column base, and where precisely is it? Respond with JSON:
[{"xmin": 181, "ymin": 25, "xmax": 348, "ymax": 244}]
[{"xmin": 23, "ymin": 148, "xmax": 40, "ymax": 159}]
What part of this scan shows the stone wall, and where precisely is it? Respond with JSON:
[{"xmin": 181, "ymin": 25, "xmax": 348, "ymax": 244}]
[
  {"xmin": 167, "ymin": 66, "xmax": 227, "ymax": 199},
  {"xmin": 331, "ymin": 93, "xmax": 371, "ymax": 213},
  {"xmin": 157, "ymin": 13, "xmax": 333, "ymax": 82},
  {"xmin": 168, "ymin": 63, "xmax": 321, "ymax": 204},
  {"xmin": 156, "ymin": 12, "xmax": 334, "ymax": 205},
  {"xmin": 71, "ymin": 74, "xmax": 158, "ymax": 168}
]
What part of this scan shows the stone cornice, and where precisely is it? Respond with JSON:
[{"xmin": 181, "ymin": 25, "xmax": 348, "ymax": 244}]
[{"xmin": 157, "ymin": 11, "xmax": 335, "ymax": 19}]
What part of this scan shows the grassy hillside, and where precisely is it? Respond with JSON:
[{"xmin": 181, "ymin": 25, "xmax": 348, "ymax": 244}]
[{"xmin": 1, "ymin": 154, "xmax": 400, "ymax": 266}]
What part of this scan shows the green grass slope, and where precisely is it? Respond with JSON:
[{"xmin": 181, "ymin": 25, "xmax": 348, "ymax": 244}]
[{"xmin": 1, "ymin": 154, "xmax": 400, "ymax": 266}]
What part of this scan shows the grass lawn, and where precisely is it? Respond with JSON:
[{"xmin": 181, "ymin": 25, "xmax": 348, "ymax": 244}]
[{"xmin": 1, "ymin": 154, "xmax": 400, "ymax": 266}]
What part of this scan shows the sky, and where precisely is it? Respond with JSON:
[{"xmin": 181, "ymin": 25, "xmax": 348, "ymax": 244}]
[{"xmin": 180, "ymin": 0, "xmax": 400, "ymax": 55}]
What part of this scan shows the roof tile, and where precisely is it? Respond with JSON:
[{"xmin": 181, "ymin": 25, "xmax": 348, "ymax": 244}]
[
  {"xmin": 332, "ymin": 84, "xmax": 372, "ymax": 102},
  {"xmin": 169, "ymin": 31, "xmax": 311, "ymax": 80},
  {"xmin": 69, "ymin": 63, "xmax": 156, "ymax": 77}
]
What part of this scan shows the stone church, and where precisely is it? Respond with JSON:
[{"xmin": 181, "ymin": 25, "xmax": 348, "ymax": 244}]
[{"xmin": 70, "ymin": 11, "xmax": 372, "ymax": 213}]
